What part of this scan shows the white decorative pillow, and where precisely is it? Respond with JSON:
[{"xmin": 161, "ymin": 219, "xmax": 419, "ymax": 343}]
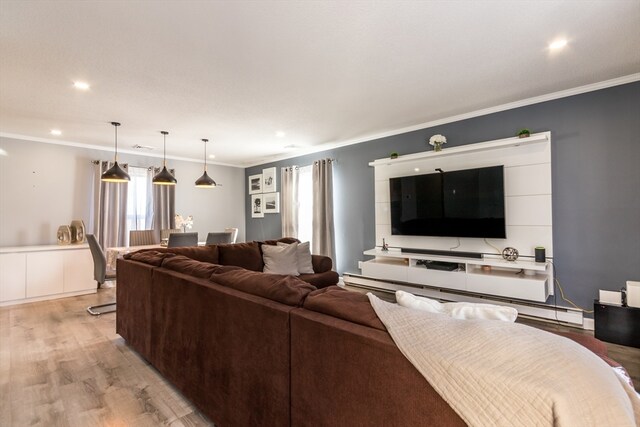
[
  {"xmin": 277, "ymin": 241, "xmax": 314, "ymax": 274},
  {"xmin": 395, "ymin": 290, "xmax": 517, "ymax": 322},
  {"xmin": 444, "ymin": 302, "xmax": 518, "ymax": 322},
  {"xmin": 262, "ymin": 243, "xmax": 300, "ymax": 276},
  {"xmin": 395, "ymin": 290, "xmax": 444, "ymax": 314}
]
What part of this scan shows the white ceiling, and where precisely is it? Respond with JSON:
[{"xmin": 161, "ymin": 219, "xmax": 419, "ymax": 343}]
[{"xmin": 1, "ymin": 1, "xmax": 639, "ymax": 167}]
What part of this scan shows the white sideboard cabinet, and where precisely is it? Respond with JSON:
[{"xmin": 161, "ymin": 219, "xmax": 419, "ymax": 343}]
[{"xmin": 0, "ymin": 244, "xmax": 96, "ymax": 306}]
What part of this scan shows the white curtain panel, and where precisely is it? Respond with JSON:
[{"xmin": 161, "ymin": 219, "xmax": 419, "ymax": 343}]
[
  {"xmin": 151, "ymin": 167, "xmax": 176, "ymax": 236},
  {"xmin": 312, "ymin": 159, "xmax": 336, "ymax": 262},
  {"xmin": 91, "ymin": 161, "xmax": 129, "ymax": 249},
  {"xmin": 281, "ymin": 166, "xmax": 299, "ymax": 238}
]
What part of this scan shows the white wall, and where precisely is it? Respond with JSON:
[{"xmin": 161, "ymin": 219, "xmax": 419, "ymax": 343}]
[{"xmin": 0, "ymin": 136, "xmax": 245, "ymax": 247}]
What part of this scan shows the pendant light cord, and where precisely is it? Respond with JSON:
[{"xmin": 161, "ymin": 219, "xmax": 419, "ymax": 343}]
[
  {"xmin": 202, "ymin": 138, "xmax": 208, "ymax": 172},
  {"xmin": 111, "ymin": 121, "xmax": 121, "ymax": 162},
  {"xmin": 161, "ymin": 131, "xmax": 168, "ymax": 167}
]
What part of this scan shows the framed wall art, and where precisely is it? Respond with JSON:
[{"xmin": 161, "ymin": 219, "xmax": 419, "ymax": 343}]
[
  {"xmin": 263, "ymin": 192, "xmax": 280, "ymax": 214},
  {"xmin": 249, "ymin": 174, "xmax": 262, "ymax": 194},
  {"xmin": 251, "ymin": 194, "xmax": 264, "ymax": 218},
  {"xmin": 262, "ymin": 167, "xmax": 276, "ymax": 193}
]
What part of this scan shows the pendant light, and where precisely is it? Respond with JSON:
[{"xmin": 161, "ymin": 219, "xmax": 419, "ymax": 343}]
[
  {"xmin": 153, "ymin": 131, "xmax": 177, "ymax": 185},
  {"xmin": 195, "ymin": 138, "xmax": 217, "ymax": 188},
  {"xmin": 101, "ymin": 122, "xmax": 131, "ymax": 182}
]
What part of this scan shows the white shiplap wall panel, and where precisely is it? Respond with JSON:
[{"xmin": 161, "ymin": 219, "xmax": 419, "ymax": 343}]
[
  {"xmin": 506, "ymin": 195, "xmax": 552, "ymax": 226},
  {"xmin": 371, "ymin": 132, "xmax": 552, "ymax": 259},
  {"xmin": 375, "ymin": 202, "xmax": 390, "ymax": 225},
  {"xmin": 375, "ymin": 180, "xmax": 390, "ymax": 202},
  {"xmin": 505, "ymin": 163, "xmax": 552, "ymax": 196}
]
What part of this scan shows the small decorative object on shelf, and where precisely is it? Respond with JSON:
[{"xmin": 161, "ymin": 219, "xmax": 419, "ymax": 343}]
[
  {"xmin": 390, "ymin": 152, "xmax": 399, "ymax": 159},
  {"xmin": 57, "ymin": 225, "xmax": 71, "ymax": 245},
  {"xmin": 175, "ymin": 214, "xmax": 194, "ymax": 233},
  {"xmin": 381, "ymin": 238, "xmax": 389, "ymax": 251},
  {"xmin": 428, "ymin": 134, "xmax": 447, "ymax": 152},
  {"xmin": 501, "ymin": 247, "xmax": 519, "ymax": 262},
  {"xmin": 70, "ymin": 219, "xmax": 86, "ymax": 243},
  {"xmin": 481, "ymin": 265, "xmax": 492, "ymax": 272},
  {"xmin": 517, "ymin": 128, "xmax": 531, "ymax": 138}
]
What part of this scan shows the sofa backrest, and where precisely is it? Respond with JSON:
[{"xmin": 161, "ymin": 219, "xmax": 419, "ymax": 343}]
[
  {"xmin": 217, "ymin": 241, "xmax": 263, "ymax": 271},
  {"xmin": 124, "ymin": 245, "xmax": 219, "ymax": 264},
  {"xmin": 303, "ymin": 286, "xmax": 386, "ymax": 331}
]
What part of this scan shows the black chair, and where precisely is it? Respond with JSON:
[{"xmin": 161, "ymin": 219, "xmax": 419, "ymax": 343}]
[
  {"xmin": 86, "ymin": 234, "xmax": 116, "ymax": 315},
  {"xmin": 205, "ymin": 231, "xmax": 234, "ymax": 245},
  {"xmin": 168, "ymin": 232, "xmax": 198, "ymax": 248}
]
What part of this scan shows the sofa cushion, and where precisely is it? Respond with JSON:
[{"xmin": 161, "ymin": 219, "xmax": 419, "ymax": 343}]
[
  {"xmin": 299, "ymin": 271, "xmax": 340, "ymax": 289},
  {"xmin": 217, "ymin": 241, "xmax": 263, "ymax": 271},
  {"xmin": 263, "ymin": 243, "xmax": 300, "ymax": 276},
  {"xmin": 278, "ymin": 241, "xmax": 314, "ymax": 274},
  {"xmin": 126, "ymin": 245, "xmax": 219, "ymax": 264},
  {"xmin": 311, "ymin": 254, "xmax": 332, "ymax": 273},
  {"xmin": 303, "ymin": 286, "xmax": 386, "ymax": 331},
  {"xmin": 261, "ymin": 237, "xmax": 300, "ymax": 246},
  {"xmin": 161, "ymin": 255, "xmax": 243, "ymax": 279},
  {"xmin": 126, "ymin": 250, "xmax": 175, "ymax": 266},
  {"xmin": 209, "ymin": 268, "xmax": 315, "ymax": 306}
]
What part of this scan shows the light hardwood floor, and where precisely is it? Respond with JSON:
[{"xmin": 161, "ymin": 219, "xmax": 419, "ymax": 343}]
[
  {"xmin": 0, "ymin": 285, "xmax": 214, "ymax": 426},
  {"xmin": 2, "ymin": 286, "xmax": 638, "ymax": 426}
]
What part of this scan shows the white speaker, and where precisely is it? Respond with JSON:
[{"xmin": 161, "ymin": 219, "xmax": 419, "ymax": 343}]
[{"xmin": 627, "ymin": 280, "xmax": 640, "ymax": 308}]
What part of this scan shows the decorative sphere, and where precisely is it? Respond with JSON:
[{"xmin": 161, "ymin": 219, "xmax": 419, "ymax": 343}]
[{"xmin": 501, "ymin": 247, "xmax": 519, "ymax": 261}]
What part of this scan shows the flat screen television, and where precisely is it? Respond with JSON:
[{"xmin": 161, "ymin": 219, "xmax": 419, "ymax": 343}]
[{"xmin": 389, "ymin": 165, "xmax": 506, "ymax": 238}]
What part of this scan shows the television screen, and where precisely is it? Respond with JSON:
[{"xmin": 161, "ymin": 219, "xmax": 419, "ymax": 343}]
[{"xmin": 390, "ymin": 165, "xmax": 506, "ymax": 238}]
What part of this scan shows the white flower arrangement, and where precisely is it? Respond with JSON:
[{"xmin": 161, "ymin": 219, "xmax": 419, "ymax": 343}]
[
  {"xmin": 428, "ymin": 134, "xmax": 447, "ymax": 146},
  {"xmin": 175, "ymin": 214, "xmax": 193, "ymax": 232}
]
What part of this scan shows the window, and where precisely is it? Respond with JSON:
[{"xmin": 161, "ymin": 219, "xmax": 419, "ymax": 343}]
[
  {"xmin": 297, "ymin": 165, "xmax": 313, "ymax": 246},
  {"xmin": 126, "ymin": 166, "xmax": 152, "ymax": 233}
]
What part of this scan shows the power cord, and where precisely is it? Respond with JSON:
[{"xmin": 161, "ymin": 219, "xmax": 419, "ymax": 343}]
[
  {"xmin": 483, "ymin": 238, "xmax": 501, "ymax": 254},
  {"xmin": 547, "ymin": 260, "xmax": 593, "ymax": 327},
  {"xmin": 449, "ymin": 237, "xmax": 461, "ymax": 250}
]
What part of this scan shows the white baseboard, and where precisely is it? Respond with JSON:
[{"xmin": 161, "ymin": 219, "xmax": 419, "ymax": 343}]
[
  {"xmin": 582, "ymin": 318, "xmax": 595, "ymax": 331},
  {"xmin": 344, "ymin": 273, "xmax": 588, "ymax": 328}
]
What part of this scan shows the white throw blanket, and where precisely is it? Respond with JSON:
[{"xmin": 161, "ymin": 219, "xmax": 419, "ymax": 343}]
[{"xmin": 368, "ymin": 294, "xmax": 640, "ymax": 427}]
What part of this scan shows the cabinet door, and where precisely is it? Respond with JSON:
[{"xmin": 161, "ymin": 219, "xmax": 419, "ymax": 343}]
[
  {"xmin": 63, "ymin": 249, "xmax": 95, "ymax": 292},
  {"xmin": 26, "ymin": 251, "xmax": 64, "ymax": 298},
  {"xmin": 0, "ymin": 253, "xmax": 27, "ymax": 302}
]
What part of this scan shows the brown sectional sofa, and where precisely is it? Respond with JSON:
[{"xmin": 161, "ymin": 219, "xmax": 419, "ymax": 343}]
[{"xmin": 116, "ymin": 242, "xmax": 624, "ymax": 427}]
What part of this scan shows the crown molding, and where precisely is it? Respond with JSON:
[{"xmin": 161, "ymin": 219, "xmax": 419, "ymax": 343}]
[
  {"xmin": 0, "ymin": 132, "xmax": 241, "ymax": 168},
  {"xmin": 244, "ymin": 73, "xmax": 640, "ymax": 168}
]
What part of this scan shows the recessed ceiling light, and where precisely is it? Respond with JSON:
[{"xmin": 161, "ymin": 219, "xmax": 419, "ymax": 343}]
[
  {"xmin": 73, "ymin": 81, "xmax": 90, "ymax": 90},
  {"xmin": 208, "ymin": 154, "xmax": 216, "ymax": 159},
  {"xmin": 275, "ymin": 131, "xmax": 286, "ymax": 138},
  {"xmin": 50, "ymin": 129, "xmax": 62, "ymax": 136},
  {"xmin": 414, "ymin": 168, "xmax": 420, "ymax": 172},
  {"xmin": 549, "ymin": 39, "xmax": 567, "ymax": 50}
]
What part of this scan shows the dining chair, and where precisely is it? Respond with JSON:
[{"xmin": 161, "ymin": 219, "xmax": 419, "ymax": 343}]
[
  {"xmin": 86, "ymin": 234, "xmax": 117, "ymax": 315},
  {"xmin": 206, "ymin": 231, "xmax": 234, "ymax": 245},
  {"xmin": 161, "ymin": 228, "xmax": 181, "ymax": 240},
  {"xmin": 224, "ymin": 227, "xmax": 239, "ymax": 243},
  {"xmin": 130, "ymin": 229, "xmax": 159, "ymax": 246},
  {"xmin": 167, "ymin": 232, "xmax": 198, "ymax": 248}
]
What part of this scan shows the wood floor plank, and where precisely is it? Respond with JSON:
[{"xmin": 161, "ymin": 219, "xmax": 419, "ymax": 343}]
[{"xmin": 0, "ymin": 289, "xmax": 214, "ymax": 426}]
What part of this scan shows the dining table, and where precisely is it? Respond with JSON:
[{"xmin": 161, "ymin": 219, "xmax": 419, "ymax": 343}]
[
  {"xmin": 106, "ymin": 242, "xmax": 207, "ymax": 271},
  {"xmin": 106, "ymin": 244, "xmax": 162, "ymax": 271}
]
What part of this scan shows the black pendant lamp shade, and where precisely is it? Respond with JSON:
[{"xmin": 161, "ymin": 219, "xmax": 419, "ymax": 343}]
[
  {"xmin": 195, "ymin": 138, "xmax": 217, "ymax": 188},
  {"xmin": 101, "ymin": 122, "xmax": 131, "ymax": 182},
  {"xmin": 153, "ymin": 131, "xmax": 177, "ymax": 185}
]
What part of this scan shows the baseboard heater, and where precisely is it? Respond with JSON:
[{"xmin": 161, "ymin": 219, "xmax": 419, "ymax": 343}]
[{"xmin": 342, "ymin": 273, "xmax": 585, "ymax": 327}]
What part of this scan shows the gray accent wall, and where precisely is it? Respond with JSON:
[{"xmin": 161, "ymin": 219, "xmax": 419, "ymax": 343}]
[{"xmin": 246, "ymin": 81, "xmax": 640, "ymax": 312}]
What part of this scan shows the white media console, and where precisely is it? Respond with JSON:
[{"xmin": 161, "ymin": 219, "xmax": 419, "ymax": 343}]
[{"xmin": 360, "ymin": 248, "xmax": 551, "ymax": 302}]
